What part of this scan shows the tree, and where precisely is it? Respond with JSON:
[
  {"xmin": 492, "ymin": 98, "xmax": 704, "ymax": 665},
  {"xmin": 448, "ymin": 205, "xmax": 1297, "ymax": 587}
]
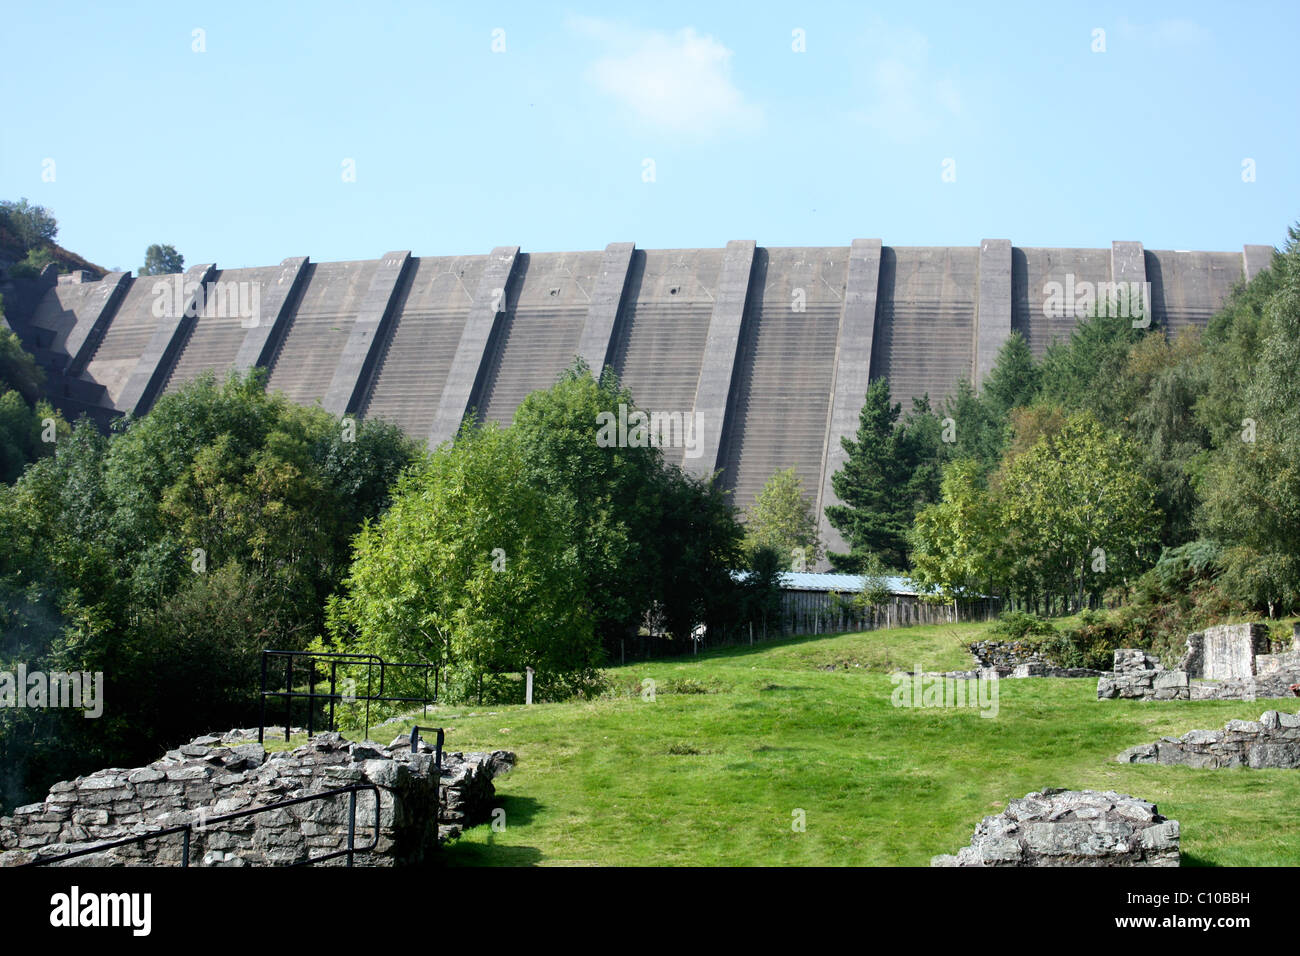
[
  {"xmin": 910, "ymin": 459, "xmax": 998, "ymax": 602},
  {"xmin": 826, "ymin": 378, "xmax": 940, "ymax": 571},
  {"xmin": 997, "ymin": 412, "xmax": 1161, "ymax": 611},
  {"xmin": 982, "ymin": 331, "xmax": 1040, "ymax": 417},
  {"xmin": 0, "ymin": 198, "xmax": 58, "ymax": 250},
  {"xmin": 941, "ymin": 378, "xmax": 1004, "ymax": 473},
  {"xmin": 647, "ymin": 459, "xmax": 744, "ymax": 642},
  {"xmin": 0, "ymin": 328, "xmax": 45, "ymax": 405},
  {"xmin": 510, "ymin": 361, "xmax": 744, "ymax": 649},
  {"xmin": 324, "ymin": 422, "xmax": 600, "ymax": 704},
  {"xmin": 1038, "ymin": 308, "xmax": 1148, "ymax": 427},
  {"xmin": 1198, "ymin": 226, "xmax": 1300, "ymax": 615},
  {"xmin": 743, "ymin": 467, "xmax": 822, "ymax": 569},
  {"xmin": 509, "ymin": 362, "xmax": 662, "ymax": 653},
  {"xmin": 0, "ymin": 370, "xmax": 418, "ymax": 807},
  {"xmin": 141, "ymin": 243, "xmax": 184, "ymax": 276}
]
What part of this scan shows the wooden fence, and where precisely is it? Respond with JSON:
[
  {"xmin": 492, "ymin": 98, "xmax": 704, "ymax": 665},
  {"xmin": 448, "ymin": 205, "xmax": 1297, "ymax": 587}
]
[
  {"xmin": 777, "ymin": 590, "xmax": 1000, "ymax": 636},
  {"xmin": 617, "ymin": 591, "xmax": 1002, "ymax": 663}
]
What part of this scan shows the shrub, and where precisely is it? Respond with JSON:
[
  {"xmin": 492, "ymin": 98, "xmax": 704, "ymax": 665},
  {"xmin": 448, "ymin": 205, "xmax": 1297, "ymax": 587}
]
[
  {"xmin": 1041, "ymin": 616, "xmax": 1133, "ymax": 670},
  {"xmin": 988, "ymin": 610, "xmax": 1057, "ymax": 641}
]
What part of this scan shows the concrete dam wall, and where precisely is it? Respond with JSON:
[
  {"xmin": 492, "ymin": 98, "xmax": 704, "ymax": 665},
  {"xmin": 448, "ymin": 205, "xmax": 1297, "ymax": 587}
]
[{"xmin": 14, "ymin": 239, "xmax": 1274, "ymax": 564}]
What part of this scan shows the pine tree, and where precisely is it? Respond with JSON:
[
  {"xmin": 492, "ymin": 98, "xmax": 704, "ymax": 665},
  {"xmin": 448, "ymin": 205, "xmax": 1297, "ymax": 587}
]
[
  {"xmin": 982, "ymin": 331, "xmax": 1039, "ymax": 417},
  {"xmin": 825, "ymin": 378, "xmax": 916, "ymax": 571}
]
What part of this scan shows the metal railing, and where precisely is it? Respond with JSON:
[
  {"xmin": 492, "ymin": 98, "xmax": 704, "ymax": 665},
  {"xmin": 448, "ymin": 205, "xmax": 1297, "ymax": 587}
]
[
  {"xmin": 259, "ymin": 650, "xmax": 443, "ymax": 743},
  {"xmin": 23, "ymin": 783, "xmax": 381, "ymax": 868}
]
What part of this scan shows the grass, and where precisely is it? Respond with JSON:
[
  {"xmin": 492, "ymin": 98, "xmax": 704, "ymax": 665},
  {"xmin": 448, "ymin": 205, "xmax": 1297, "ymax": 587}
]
[{"xmin": 342, "ymin": 620, "xmax": 1299, "ymax": 866}]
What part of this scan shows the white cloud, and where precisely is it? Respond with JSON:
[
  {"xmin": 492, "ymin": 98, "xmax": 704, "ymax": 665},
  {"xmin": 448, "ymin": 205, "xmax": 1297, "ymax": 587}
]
[
  {"xmin": 848, "ymin": 23, "xmax": 961, "ymax": 143},
  {"xmin": 570, "ymin": 17, "xmax": 762, "ymax": 138}
]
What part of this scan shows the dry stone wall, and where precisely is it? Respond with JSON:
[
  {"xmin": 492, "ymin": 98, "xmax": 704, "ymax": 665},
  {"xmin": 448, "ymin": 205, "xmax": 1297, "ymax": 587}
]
[
  {"xmin": 1117, "ymin": 709, "xmax": 1300, "ymax": 769},
  {"xmin": 931, "ymin": 789, "xmax": 1180, "ymax": 867},
  {"xmin": 1099, "ymin": 625, "xmax": 1300, "ymax": 702},
  {"xmin": 0, "ymin": 729, "xmax": 513, "ymax": 866}
]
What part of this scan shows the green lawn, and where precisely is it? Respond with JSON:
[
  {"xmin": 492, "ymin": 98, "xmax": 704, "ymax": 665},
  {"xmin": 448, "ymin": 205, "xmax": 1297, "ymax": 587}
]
[{"xmin": 367, "ymin": 621, "xmax": 1300, "ymax": 866}]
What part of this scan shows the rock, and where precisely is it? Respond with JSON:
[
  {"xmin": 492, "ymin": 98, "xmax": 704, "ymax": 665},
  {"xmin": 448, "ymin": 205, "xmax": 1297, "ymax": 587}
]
[
  {"xmin": 1118, "ymin": 710, "xmax": 1300, "ymax": 770},
  {"xmin": 1247, "ymin": 742, "xmax": 1300, "ymax": 769},
  {"xmin": 933, "ymin": 789, "xmax": 1179, "ymax": 866}
]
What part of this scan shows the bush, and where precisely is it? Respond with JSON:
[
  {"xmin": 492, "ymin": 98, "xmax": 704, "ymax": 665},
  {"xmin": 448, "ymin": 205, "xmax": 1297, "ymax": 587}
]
[
  {"xmin": 1041, "ymin": 616, "xmax": 1133, "ymax": 670},
  {"xmin": 988, "ymin": 610, "xmax": 1057, "ymax": 641}
]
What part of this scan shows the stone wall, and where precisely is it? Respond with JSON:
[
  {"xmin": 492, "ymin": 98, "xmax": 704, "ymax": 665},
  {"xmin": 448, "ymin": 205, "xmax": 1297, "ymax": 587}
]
[
  {"xmin": 1180, "ymin": 623, "xmax": 1272, "ymax": 680},
  {"xmin": 1099, "ymin": 637, "xmax": 1300, "ymax": 702},
  {"xmin": 968, "ymin": 640, "xmax": 1049, "ymax": 670},
  {"xmin": 931, "ymin": 788, "xmax": 1180, "ymax": 867},
  {"xmin": 1116, "ymin": 709, "xmax": 1300, "ymax": 769},
  {"xmin": 940, "ymin": 641, "xmax": 1105, "ymax": 681},
  {"xmin": 0, "ymin": 730, "xmax": 513, "ymax": 867},
  {"xmin": 1097, "ymin": 650, "xmax": 1190, "ymax": 700}
]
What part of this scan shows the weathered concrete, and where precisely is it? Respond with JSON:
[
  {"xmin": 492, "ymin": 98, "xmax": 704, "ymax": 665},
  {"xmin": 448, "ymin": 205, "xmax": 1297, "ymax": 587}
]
[
  {"xmin": 322, "ymin": 251, "xmax": 412, "ymax": 416},
  {"xmin": 872, "ymin": 246, "xmax": 978, "ymax": 410},
  {"xmin": 1243, "ymin": 244, "xmax": 1274, "ymax": 281},
  {"xmin": 232, "ymin": 256, "xmax": 310, "ymax": 373},
  {"xmin": 684, "ymin": 239, "xmax": 757, "ymax": 480},
  {"xmin": 359, "ymin": 255, "xmax": 487, "ymax": 437},
  {"xmin": 64, "ymin": 271, "xmax": 130, "ymax": 376},
  {"xmin": 975, "ymin": 239, "xmax": 1011, "ymax": 386},
  {"xmin": 477, "ymin": 250, "xmax": 607, "ymax": 425},
  {"xmin": 722, "ymin": 247, "xmax": 846, "ymax": 540},
  {"xmin": 428, "ymin": 246, "xmax": 519, "ymax": 447},
  {"xmin": 12, "ymin": 239, "xmax": 1263, "ymax": 522},
  {"xmin": 575, "ymin": 242, "xmax": 635, "ymax": 374},
  {"xmin": 117, "ymin": 263, "xmax": 217, "ymax": 415},
  {"xmin": 818, "ymin": 239, "xmax": 881, "ymax": 563},
  {"xmin": 1145, "ymin": 249, "xmax": 1244, "ymax": 337},
  {"xmin": 265, "ymin": 259, "xmax": 379, "ymax": 407}
]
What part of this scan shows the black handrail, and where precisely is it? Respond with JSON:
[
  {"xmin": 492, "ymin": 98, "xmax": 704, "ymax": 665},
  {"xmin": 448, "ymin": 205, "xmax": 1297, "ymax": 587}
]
[
  {"xmin": 22, "ymin": 784, "xmax": 381, "ymax": 868},
  {"xmin": 259, "ymin": 650, "xmax": 444, "ymax": 743}
]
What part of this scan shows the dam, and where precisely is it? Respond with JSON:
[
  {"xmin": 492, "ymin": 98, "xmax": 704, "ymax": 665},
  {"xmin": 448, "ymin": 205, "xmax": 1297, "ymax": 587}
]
[{"xmin": 11, "ymin": 239, "xmax": 1273, "ymax": 563}]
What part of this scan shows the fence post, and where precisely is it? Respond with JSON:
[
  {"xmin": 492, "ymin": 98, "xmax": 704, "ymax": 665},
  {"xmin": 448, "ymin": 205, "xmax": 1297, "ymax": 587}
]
[
  {"xmin": 258, "ymin": 653, "xmax": 268, "ymax": 745},
  {"xmin": 346, "ymin": 789, "xmax": 358, "ymax": 867},
  {"xmin": 525, "ymin": 666, "xmax": 534, "ymax": 705}
]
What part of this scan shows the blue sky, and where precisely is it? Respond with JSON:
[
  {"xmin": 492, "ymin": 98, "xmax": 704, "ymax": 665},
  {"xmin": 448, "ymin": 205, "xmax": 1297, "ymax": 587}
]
[{"xmin": 3, "ymin": 2, "xmax": 1296, "ymax": 272}]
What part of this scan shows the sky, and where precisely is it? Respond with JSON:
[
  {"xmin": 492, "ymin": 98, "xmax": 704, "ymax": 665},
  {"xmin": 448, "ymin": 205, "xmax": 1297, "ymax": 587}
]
[{"xmin": 2, "ymin": 1, "xmax": 1297, "ymax": 272}]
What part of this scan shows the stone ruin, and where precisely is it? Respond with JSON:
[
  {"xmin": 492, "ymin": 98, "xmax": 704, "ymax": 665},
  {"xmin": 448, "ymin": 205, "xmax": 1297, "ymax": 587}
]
[
  {"xmin": 1117, "ymin": 708, "xmax": 1300, "ymax": 769},
  {"xmin": 931, "ymin": 788, "xmax": 1180, "ymax": 867},
  {"xmin": 1098, "ymin": 623, "xmax": 1300, "ymax": 702},
  {"xmin": 0, "ymin": 729, "xmax": 514, "ymax": 867},
  {"xmin": 928, "ymin": 640, "xmax": 1107, "ymax": 681}
]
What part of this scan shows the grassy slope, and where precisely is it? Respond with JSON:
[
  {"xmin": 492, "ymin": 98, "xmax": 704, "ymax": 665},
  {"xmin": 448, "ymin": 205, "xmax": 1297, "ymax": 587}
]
[{"xmin": 356, "ymin": 621, "xmax": 1299, "ymax": 866}]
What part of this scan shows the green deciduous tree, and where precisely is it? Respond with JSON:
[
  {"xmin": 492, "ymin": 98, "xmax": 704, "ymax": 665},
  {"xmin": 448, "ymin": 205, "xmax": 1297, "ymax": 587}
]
[
  {"xmin": 1198, "ymin": 226, "xmax": 1300, "ymax": 615},
  {"xmin": 324, "ymin": 422, "xmax": 600, "ymax": 704},
  {"xmin": 0, "ymin": 198, "xmax": 58, "ymax": 250},
  {"xmin": 997, "ymin": 412, "xmax": 1161, "ymax": 611},
  {"xmin": 743, "ymin": 466, "xmax": 822, "ymax": 569},
  {"xmin": 910, "ymin": 459, "xmax": 998, "ymax": 601}
]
